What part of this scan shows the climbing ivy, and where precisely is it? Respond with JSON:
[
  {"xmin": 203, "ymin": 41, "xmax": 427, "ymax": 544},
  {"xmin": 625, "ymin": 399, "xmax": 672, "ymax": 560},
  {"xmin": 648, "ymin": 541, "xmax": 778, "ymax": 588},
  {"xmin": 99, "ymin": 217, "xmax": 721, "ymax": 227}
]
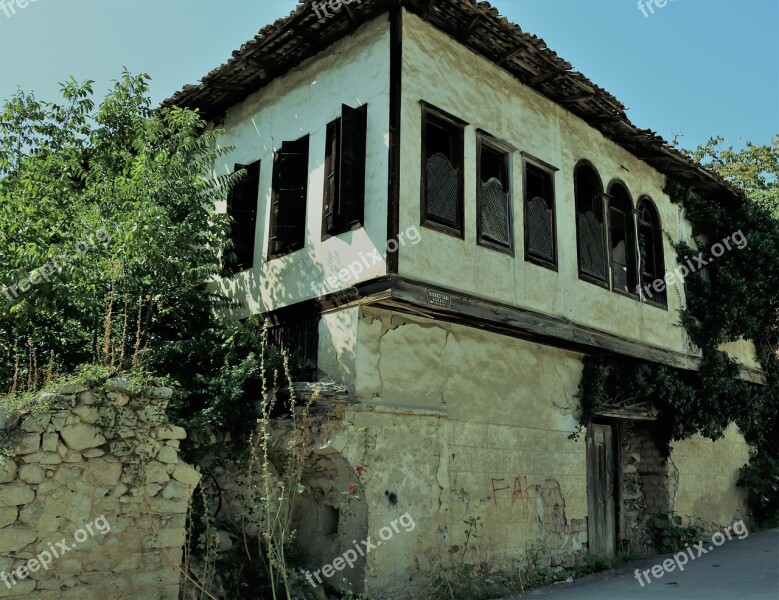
[{"xmin": 575, "ymin": 148, "xmax": 779, "ymax": 525}]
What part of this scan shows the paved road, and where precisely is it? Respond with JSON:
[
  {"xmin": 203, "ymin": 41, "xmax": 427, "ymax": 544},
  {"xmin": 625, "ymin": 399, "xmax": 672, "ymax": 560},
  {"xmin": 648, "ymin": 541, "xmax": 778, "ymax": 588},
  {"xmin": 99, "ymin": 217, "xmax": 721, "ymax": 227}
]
[{"xmin": 506, "ymin": 528, "xmax": 779, "ymax": 600}]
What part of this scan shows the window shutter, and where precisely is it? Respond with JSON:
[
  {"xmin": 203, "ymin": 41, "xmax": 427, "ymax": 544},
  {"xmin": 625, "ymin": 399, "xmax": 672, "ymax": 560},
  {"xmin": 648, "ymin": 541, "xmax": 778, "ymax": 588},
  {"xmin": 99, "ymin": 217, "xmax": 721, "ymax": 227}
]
[
  {"xmin": 322, "ymin": 119, "xmax": 340, "ymax": 235},
  {"xmin": 270, "ymin": 137, "xmax": 309, "ymax": 258},
  {"xmin": 226, "ymin": 160, "xmax": 260, "ymax": 272},
  {"xmin": 337, "ymin": 104, "xmax": 367, "ymax": 229}
]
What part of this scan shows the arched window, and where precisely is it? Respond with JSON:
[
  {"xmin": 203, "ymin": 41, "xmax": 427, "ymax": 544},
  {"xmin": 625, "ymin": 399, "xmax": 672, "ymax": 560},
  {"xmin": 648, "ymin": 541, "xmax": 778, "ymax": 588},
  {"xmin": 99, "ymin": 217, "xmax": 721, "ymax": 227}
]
[
  {"xmin": 575, "ymin": 162, "xmax": 607, "ymax": 285},
  {"xmin": 637, "ymin": 198, "xmax": 666, "ymax": 305},
  {"xmin": 607, "ymin": 181, "xmax": 637, "ymax": 295}
]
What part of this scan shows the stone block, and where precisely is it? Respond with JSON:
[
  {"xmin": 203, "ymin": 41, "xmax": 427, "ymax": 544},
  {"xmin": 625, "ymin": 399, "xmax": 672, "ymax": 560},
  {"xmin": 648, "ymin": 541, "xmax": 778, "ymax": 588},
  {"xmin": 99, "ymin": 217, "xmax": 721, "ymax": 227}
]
[
  {"xmin": 0, "ymin": 578, "xmax": 35, "ymax": 597},
  {"xmin": 0, "ymin": 527, "xmax": 36, "ymax": 552},
  {"xmin": 22, "ymin": 411, "xmax": 54, "ymax": 434},
  {"xmin": 85, "ymin": 459, "xmax": 122, "ymax": 487},
  {"xmin": 0, "ymin": 507, "xmax": 17, "ymax": 528},
  {"xmin": 71, "ymin": 406, "xmax": 100, "ymax": 424},
  {"xmin": 18, "ymin": 465, "xmax": 44, "ymax": 484},
  {"xmin": 171, "ymin": 463, "xmax": 200, "ymax": 487},
  {"xmin": 161, "ymin": 481, "xmax": 189, "ymax": 500},
  {"xmin": 18, "ymin": 433, "xmax": 41, "ymax": 454},
  {"xmin": 60, "ymin": 424, "xmax": 106, "ymax": 451},
  {"xmin": 145, "ymin": 462, "xmax": 171, "ymax": 485},
  {"xmin": 41, "ymin": 433, "xmax": 59, "ymax": 453},
  {"xmin": 105, "ymin": 378, "xmax": 141, "ymax": 395},
  {"xmin": 81, "ymin": 448, "xmax": 105, "ymax": 458},
  {"xmin": 0, "ymin": 485, "xmax": 34, "ymax": 506},
  {"xmin": 152, "ymin": 426, "xmax": 186, "ymax": 441},
  {"xmin": 0, "ymin": 457, "xmax": 17, "ymax": 483},
  {"xmin": 20, "ymin": 452, "xmax": 62, "ymax": 465},
  {"xmin": 144, "ymin": 528, "xmax": 185, "ymax": 549},
  {"xmin": 156, "ymin": 446, "xmax": 178, "ymax": 465},
  {"xmin": 106, "ymin": 391, "xmax": 129, "ymax": 406}
]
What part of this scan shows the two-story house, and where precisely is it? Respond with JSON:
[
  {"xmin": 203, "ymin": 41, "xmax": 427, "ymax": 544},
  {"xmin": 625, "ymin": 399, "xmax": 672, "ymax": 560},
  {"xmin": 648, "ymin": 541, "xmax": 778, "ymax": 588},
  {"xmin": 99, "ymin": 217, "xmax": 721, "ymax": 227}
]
[{"xmin": 166, "ymin": 1, "xmax": 758, "ymax": 595}]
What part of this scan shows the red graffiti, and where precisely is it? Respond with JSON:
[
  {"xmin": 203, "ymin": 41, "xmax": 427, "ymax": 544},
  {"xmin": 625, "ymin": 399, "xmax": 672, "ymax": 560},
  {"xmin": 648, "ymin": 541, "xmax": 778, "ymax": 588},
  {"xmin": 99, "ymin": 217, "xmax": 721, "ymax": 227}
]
[
  {"xmin": 491, "ymin": 474, "xmax": 533, "ymax": 507},
  {"xmin": 491, "ymin": 478, "xmax": 510, "ymax": 505}
]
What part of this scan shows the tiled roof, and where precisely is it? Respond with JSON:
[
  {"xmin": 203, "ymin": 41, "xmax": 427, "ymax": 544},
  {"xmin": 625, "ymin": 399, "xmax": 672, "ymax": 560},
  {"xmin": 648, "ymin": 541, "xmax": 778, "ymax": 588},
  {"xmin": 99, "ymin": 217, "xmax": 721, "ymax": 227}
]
[{"xmin": 164, "ymin": 0, "xmax": 746, "ymax": 203}]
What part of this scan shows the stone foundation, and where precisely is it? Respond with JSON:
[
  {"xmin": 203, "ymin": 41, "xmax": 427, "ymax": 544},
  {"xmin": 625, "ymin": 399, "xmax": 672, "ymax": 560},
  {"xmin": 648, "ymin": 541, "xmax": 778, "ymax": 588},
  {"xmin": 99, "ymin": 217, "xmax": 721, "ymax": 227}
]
[{"xmin": 0, "ymin": 379, "xmax": 200, "ymax": 599}]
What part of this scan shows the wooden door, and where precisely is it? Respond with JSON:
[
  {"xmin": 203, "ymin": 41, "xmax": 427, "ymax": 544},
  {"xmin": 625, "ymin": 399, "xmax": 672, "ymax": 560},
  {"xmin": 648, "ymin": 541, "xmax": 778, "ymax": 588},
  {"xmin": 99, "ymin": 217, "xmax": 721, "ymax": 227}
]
[{"xmin": 586, "ymin": 423, "xmax": 616, "ymax": 556}]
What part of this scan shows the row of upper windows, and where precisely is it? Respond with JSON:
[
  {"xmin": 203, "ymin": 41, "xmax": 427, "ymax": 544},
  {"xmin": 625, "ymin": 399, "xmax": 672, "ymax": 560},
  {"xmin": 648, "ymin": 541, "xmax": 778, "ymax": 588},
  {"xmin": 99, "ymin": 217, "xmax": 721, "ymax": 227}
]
[
  {"xmin": 421, "ymin": 102, "xmax": 668, "ymax": 307},
  {"xmin": 224, "ymin": 103, "xmax": 368, "ymax": 273},
  {"xmin": 223, "ymin": 100, "xmax": 668, "ymax": 308}
]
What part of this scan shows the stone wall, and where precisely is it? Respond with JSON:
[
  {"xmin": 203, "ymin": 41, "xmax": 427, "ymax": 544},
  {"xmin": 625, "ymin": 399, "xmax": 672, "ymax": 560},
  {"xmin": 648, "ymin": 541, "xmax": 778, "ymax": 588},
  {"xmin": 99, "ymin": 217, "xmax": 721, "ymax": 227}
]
[
  {"xmin": 619, "ymin": 422, "xmax": 671, "ymax": 548},
  {"xmin": 0, "ymin": 379, "xmax": 201, "ymax": 599}
]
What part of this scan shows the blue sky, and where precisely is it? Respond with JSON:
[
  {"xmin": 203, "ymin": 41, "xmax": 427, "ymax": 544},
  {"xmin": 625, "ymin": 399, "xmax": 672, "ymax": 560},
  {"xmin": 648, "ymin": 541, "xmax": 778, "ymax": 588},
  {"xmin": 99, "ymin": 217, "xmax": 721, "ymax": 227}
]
[{"xmin": 0, "ymin": 0, "xmax": 776, "ymax": 152}]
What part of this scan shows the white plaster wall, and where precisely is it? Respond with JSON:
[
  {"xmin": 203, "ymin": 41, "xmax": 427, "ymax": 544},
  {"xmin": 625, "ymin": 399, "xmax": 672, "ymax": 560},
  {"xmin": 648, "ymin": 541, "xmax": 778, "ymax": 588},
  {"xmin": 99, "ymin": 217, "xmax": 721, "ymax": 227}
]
[
  {"xmin": 354, "ymin": 306, "xmax": 583, "ymax": 432},
  {"xmin": 213, "ymin": 17, "xmax": 391, "ymax": 317},
  {"xmin": 670, "ymin": 423, "xmax": 750, "ymax": 526},
  {"xmin": 397, "ymin": 11, "xmax": 750, "ymax": 362},
  {"xmin": 318, "ymin": 307, "xmax": 360, "ymax": 384}
]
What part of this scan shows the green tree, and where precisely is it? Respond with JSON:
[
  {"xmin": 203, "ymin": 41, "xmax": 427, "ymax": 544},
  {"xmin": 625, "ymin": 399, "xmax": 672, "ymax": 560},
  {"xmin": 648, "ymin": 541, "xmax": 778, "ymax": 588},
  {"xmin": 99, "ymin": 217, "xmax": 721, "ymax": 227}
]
[{"xmin": 690, "ymin": 135, "xmax": 779, "ymax": 218}]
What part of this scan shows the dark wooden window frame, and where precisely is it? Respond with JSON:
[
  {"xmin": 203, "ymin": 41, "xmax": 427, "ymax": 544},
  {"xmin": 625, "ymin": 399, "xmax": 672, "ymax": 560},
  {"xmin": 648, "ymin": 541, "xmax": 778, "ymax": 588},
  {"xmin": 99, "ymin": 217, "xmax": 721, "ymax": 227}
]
[
  {"xmin": 322, "ymin": 103, "xmax": 368, "ymax": 240},
  {"xmin": 522, "ymin": 152, "xmax": 559, "ymax": 271},
  {"xmin": 574, "ymin": 160, "xmax": 609, "ymax": 290},
  {"xmin": 224, "ymin": 160, "xmax": 261, "ymax": 275},
  {"xmin": 636, "ymin": 195, "xmax": 668, "ymax": 310},
  {"xmin": 476, "ymin": 130, "xmax": 514, "ymax": 256},
  {"xmin": 606, "ymin": 179, "xmax": 639, "ymax": 301},
  {"xmin": 268, "ymin": 135, "xmax": 310, "ymax": 261},
  {"xmin": 419, "ymin": 101, "xmax": 468, "ymax": 239}
]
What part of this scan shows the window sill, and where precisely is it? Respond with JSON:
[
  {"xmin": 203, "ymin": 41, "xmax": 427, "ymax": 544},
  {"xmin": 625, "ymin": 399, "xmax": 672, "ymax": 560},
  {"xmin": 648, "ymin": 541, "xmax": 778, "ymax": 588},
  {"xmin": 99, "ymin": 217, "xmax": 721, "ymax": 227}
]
[
  {"xmin": 477, "ymin": 238, "xmax": 514, "ymax": 257},
  {"xmin": 322, "ymin": 220, "xmax": 364, "ymax": 242},
  {"xmin": 525, "ymin": 254, "xmax": 558, "ymax": 272},
  {"xmin": 421, "ymin": 219, "xmax": 464, "ymax": 240},
  {"xmin": 578, "ymin": 272, "xmax": 610, "ymax": 291}
]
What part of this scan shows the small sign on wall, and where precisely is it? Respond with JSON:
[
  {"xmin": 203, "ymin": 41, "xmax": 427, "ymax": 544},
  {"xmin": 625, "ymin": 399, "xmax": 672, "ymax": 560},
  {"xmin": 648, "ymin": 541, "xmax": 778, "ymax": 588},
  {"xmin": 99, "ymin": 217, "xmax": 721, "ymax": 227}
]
[{"xmin": 426, "ymin": 289, "xmax": 451, "ymax": 309}]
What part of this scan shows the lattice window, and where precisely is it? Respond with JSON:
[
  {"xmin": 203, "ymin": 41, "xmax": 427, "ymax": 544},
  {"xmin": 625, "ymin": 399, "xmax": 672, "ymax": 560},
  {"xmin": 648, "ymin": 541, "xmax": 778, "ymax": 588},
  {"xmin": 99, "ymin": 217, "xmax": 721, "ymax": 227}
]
[
  {"xmin": 477, "ymin": 134, "xmax": 512, "ymax": 251},
  {"xmin": 578, "ymin": 209, "xmax": 607, "ymax": 280},
  {"xmin": 524, "ymin": 160, "xmax": 556, "ymax": 267},
  {"xmin": 575, "ymin": 163, "xmax": 607, "ymax": 283},
  {"xmin": 637, "ymin": 198, "xmax": 666, "ymax": 305},
  {"xmin": 426, "ymin": 153, "xmax": 459, "ymax": 225},
  {"xmin": 421, "ymin": 104, "xmax": 465, "ymax": 233}
]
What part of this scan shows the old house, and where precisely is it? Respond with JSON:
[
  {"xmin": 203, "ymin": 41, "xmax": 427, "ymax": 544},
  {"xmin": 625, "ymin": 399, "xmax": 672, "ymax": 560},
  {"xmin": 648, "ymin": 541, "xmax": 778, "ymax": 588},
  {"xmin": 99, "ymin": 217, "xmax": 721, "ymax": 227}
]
[{"xmin": 166, "ymin": 0, "xmax": 760, "ymax": 595}]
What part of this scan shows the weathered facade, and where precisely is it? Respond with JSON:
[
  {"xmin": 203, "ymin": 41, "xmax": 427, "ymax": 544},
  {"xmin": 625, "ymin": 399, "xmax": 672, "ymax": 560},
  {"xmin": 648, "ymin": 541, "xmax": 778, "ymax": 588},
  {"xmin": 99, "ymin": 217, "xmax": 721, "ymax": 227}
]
[{"xmin": 168, "ymin": 0, "xmax": 756, "ymax": 596}]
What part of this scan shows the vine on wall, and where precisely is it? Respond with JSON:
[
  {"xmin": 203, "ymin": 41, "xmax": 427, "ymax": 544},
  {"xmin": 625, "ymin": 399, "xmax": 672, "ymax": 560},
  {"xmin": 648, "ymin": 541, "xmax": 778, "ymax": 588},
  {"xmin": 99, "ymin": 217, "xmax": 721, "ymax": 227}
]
[{"xmin": 575, "ymin": 177, "xmax": 779, "ymax": 525}]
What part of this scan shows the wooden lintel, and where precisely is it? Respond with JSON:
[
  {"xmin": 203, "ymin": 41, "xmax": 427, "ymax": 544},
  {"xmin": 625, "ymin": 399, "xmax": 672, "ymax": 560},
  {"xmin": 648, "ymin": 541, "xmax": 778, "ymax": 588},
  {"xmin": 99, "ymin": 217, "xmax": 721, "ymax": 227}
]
[{"xmin": 384, "ymin": 277, "xmax": 699, "ymax": 373}]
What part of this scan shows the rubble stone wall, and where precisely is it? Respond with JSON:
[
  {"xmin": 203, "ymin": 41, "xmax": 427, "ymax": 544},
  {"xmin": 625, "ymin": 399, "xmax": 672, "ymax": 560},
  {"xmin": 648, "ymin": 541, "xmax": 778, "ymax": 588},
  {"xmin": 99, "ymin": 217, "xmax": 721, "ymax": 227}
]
[{"xmin": 0, "ymin": 379, "xmax": 201, "ymax": 600}]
